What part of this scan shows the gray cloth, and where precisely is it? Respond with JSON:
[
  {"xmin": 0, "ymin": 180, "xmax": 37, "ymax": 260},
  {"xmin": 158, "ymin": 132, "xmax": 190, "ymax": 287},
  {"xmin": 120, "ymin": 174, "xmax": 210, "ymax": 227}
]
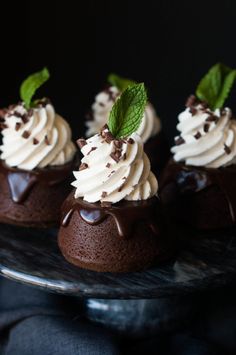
[{"xmin": 0, "ymin": 278, "xmax": 119, "ymax": 355}]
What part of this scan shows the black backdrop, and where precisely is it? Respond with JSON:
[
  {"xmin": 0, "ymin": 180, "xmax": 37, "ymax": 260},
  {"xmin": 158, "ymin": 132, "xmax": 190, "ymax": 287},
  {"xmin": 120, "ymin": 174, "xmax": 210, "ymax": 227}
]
[{"xmin": 1, "ymin": 0, "xmax": 236, "ymax": 143}]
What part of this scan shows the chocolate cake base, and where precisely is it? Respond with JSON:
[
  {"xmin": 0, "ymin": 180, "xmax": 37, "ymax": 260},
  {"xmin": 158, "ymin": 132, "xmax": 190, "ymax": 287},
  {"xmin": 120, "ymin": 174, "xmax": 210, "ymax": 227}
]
[
  {"xmin": 0, "ymin": 159, "xmax": 78, "ymax": 228},
  {"xmin": 58, "ymin": 192, "xmax": 172, "ymax": 273},
  {"xmin": 159, "ymin": 159, "xmax": 236, "ymax": 230},
  {"xmin": 144, "ymin": 132, "xmax": 170, "ymax": 177}
]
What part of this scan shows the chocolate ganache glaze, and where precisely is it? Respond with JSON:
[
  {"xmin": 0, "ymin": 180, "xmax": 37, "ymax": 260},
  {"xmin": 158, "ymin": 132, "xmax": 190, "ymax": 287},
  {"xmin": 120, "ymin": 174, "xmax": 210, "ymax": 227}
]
[
  {"xmin": 61, "ymin": 192, "xmax": 160, "ymax": 239},
  {"xmin": 160, "ymin": 159, "xmax": 236, "ymax": 228},
  {"xmin": 0, "ymin": 158, "xmax": 77, "ymax": 204}
]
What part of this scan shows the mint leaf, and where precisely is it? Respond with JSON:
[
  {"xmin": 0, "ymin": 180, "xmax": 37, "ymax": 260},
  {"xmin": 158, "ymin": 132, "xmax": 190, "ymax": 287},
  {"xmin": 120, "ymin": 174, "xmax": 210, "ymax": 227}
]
[
  {"xmin": 108, "ymin": 73, "xmax": 136, "ymax": 92},
  {"xmin": 20, "ymin": 67, "xmax": 50, "ymax": 109},
  {"xmin": 108, "ymin": 83, "xmax": 147, "ymax": 138},
  {"xmin": 196, "ymin": 63, "xmax": 236, "ymax": 110}
]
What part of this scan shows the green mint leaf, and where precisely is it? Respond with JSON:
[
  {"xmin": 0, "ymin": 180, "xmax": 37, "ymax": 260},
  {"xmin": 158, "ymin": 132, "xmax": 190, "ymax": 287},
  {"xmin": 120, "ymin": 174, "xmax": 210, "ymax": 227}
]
[
  {"xmin": 108, "ymin": 83, "xmax": 147, "ymax": 138},
  {"xmin": 108, "ymin": 73, "xmax": 136, "ymax": 92},
  {"xmin": 196, "ymin": 63, "xmax": 236, "ymax": 110},
  {"xmin": 20, "ymin": 67, "xmax": 50, "ymax": 108}
]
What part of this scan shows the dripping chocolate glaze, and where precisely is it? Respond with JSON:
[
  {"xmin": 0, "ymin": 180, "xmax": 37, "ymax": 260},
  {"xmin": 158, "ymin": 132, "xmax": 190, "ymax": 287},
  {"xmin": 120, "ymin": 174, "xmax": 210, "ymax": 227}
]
[
  {"xmin": 160, "ymin": 159, "xmax": 236, "ymax": 223},
  {"xmin": 61, "ymin": 193, "xmax": 160, "ymax": 238},
  {"xmin": 0, "ymin": 158, "xmax": 78, "ymax": 203}
]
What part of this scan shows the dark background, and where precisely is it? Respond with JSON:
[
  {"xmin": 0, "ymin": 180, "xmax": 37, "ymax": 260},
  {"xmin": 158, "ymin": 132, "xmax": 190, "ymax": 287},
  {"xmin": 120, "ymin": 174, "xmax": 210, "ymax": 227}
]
[{"xmin": 1, "ymin": 0, "xmax": 236, "ymax": 143}]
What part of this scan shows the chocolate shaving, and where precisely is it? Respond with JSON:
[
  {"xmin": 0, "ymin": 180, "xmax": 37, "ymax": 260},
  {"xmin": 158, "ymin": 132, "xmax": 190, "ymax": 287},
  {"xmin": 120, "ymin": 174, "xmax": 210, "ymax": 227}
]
[
  {"xmin": 22, "ymin": 130, "xmax": 30, "ymax": 139},
  {"xmin": 224, "ymin": 144, "xmax": 231, "ymax": 155},
  {"xmin": 0, "ymin": 123, "xmax": 8, "ymax": 130},
  {"xmin": 175, "ymin": 137, "xmax": 185, "ymax": 146},
  {"xmin": 110, "ymin": 150, "xmax": 122, "ymax": 162},
  {"xmin": 21, "ymin": 114, "xmax": 29, "ymax": 124},
  {"xmin": 104, "ymin": 131, "xmax": 114, "ymax": 143},
  {"xmin": 79, "ymin": 163, "xmax": 88, "ymax": 171},
  {"xmin": 27, "ymin": 108, "xmax": 33, "ymax": 117},
  {"xmin": 101, "ymin": 191, "xmax": 107, "ymax": 198},
  {"xmin": 127, "ymin": 138, "xmax": 134, "ymax": 144},
  {"xmin": 0, "ymin": 109, "xmax": 7, "ymax": 119},
  {"xmin": 190, "ymin": 107, "xmax": 197, "ymax": 115},
  {"xmin": 98, "ymin": 102, "xmax": 105, "ymax": 107},
  {"xmin": 77, "ymin": 138, "xmax": 87, "ymax": 149},
  {"xmin": 221, "ymin": 108, "xmax": 227, "ymax": 116},
  {"xmin": 101, "ymin": 201, "xmax": 112, "ymax": 207},
  {"xmin": 194, "ymin": 131, "xmax": 201, "ymax": 140},
  {"xmin": 114, "ymin": 140, "xmax": 123, "ymax": 149},
  {"xmin": 204, "ymin": 123, "xmax": 210, "ymax": 133},
  {"xmin": 36, "ymin": 98, "xmax": 51, "ymax": 107},
  {"xmin": 206, "ymin": 114, "xmax": 218, "ymax": 122},
  {"xmin": 15, "ymin": 122, "xmax": 21, "ymax": 131},
  {"xmin": 33, "ymin": 138, "xmax": 39, "ymax": 145},
  {"xmin": 87, "ymin": 147, "xmax": 97, "ymax": 155},
  {"xmin": 108, "ymin": 170, "xmax": 115, "ymax": 178},
  {"xmin": 185, "ymin": 95, "xmax": 197, "ymax": 107},
  {"xmin": 14, "ymin": 111, "xmax": 23, "ymax": 118},
  {"xmin": 44, "ymin": 135, "xmax": 50, "ymax": 145}
]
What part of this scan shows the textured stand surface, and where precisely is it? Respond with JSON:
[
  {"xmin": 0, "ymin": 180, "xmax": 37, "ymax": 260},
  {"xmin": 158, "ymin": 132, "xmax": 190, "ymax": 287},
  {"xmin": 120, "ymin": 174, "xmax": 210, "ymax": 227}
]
[{"xmin": 0, "ymin": 223, "xmax": 236, "ymax": 299}]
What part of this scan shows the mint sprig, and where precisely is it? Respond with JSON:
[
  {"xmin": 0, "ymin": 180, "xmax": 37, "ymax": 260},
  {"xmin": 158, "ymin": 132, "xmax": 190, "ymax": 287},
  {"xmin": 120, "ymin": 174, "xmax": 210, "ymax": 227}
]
[
  {"xmin": 108, "ymin": 73, "xmax": 136, "ymax": 92},
  {"xmin": 20, "ymin": 67, "xmax": 50, "ymax": 109},
  {"xmin": 108, "ymin": 83, "xmax": 147, "ymax": 138},
  {"xmin": 196, "ymin": 63, "xmax": 236, "ymax": 110}
]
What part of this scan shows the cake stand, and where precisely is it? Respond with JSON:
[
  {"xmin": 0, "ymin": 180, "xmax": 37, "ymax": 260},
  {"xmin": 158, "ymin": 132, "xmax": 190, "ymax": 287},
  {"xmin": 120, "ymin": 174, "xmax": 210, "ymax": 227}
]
[{"xmin": 0, "ymin": 223, "xmax": 235, "ymax": 336}]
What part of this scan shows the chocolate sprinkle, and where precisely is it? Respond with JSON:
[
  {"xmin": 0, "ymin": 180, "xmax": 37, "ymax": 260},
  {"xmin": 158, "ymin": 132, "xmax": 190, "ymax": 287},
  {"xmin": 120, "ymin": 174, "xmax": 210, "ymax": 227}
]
[
  {"xmin": 87, "ymin": 147, "xmax": 97, "ymax": 155},
  {"xmin": 104, "ymin": 131, "xmax": 114, "ymax": 143},
  {"xmin": 33, "ymin": 138, "xmax": 39, "ymax": 145},
  {"xmin": 44, "ymin": 135, "xmax": 50, "ymax": 145},
  {"xmin": 110, "ymin": 150, "xmax": 122, "ymax": 162},
  {"xmin": 123, "ymin": 153, "xmax": 127, "ymax": 160},
  {"xmin": 101, "ymin": 191, "xmax": 107, "ymax": 198},
  {"xmin": 21, "ymin": 114, "xmax": 29, "ymax": 124},
  {"xmin": 185, "ymin": 95, "xmax": 197, "ymax": 107},
  {"xmin": 127, "ymin": 138, "xmax": 134, "ymax": 144},
  {"xmin": 77, "ymin": 138, "xmax": 87, "ymax": 149},
  {"xmin": 190, "ymin": 106, "xmax": 197, "ymax": 115},
  {"xmin": 114, "ymin": 140, "xmax": 123, "ymax": 149},
  {"xmin": 194, "ymin": 131, "xmax": 202, "ymax": 140},
  {"xmin": 204, "ymin": 123, "xmax": 210, "ymax": 133},
  {"xmin": 99, "ymin": 102, "xmax": 105, "ymax": 107},
  {"xmin": 206, "ymin": 114, "xmax": 218, "ymax": 122},
  {"xmin": 0, "ymin": 123, "xmax": 8, "ymax": 130},
  {"xmin": 175, "ymin": 137, "xmax": 185, "ymax": 146},
  {"xmin": 224, "ymin": 144, "xmax": 231, "ymax": 155},
  {"xmin": 79, "ymin": 163, "xmax": 89, "ymax": 171},
  {"xmin": 13, "ymin": 111, "xmax": 23, "ymax": 118},
  {"xmin": 15, "ymin": 122, "xmax": 21, "ymax": 131},
  {"xmin": 106, "ymin": 163, "xmax": 111, "ymax": 168},
  {"xmin": 22, "ymin": 130, "xmax": 30, "ymax": 139}
]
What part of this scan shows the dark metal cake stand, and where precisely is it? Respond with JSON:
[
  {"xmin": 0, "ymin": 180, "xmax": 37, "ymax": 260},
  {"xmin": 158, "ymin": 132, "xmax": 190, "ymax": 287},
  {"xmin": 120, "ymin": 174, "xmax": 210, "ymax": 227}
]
[{"xmin": 0, "ymin": 223, "xmax": 235, "ymax": 336}]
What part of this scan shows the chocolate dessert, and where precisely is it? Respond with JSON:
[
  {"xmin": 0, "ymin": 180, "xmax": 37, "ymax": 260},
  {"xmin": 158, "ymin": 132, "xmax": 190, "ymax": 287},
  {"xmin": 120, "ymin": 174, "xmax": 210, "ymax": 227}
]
[
  {"xmin": 58, "ymin": 83, "xmax": 172, "ymax": 272},
  {"xmin": 160, "ymin": 63, "xmax": 236, "ymax": 229},
  {"xmin": 0, "ymin": 68, "xmax": 77, "ymax": 227},
  {"xmin": 59, "ymin": 193, "xmax": 169, "ymax": 272},
  {"xmin": 85, "ymin": 73, "xmax": 169, "ymax": 176},
  {"xmin": 0, "ymin": 160, "xmax": 76, "ymax": 227}
]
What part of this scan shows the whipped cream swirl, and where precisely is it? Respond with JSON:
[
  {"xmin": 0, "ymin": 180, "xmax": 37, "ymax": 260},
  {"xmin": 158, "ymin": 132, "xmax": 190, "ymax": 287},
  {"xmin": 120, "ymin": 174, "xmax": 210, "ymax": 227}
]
[
  {"xmin": 85, "ymin": 86, "xmax": 161, "ymax": 143},
  {"xmin": 72, "ymin": 128, "xmax": 158, "ymax": 203},
  {"xmin": 171, "ymin": 101, "xmax": 236, "ymax": 168},
  {"xmin": 0, "ymin": 103, "xmax": 76, "ymax": 170}
]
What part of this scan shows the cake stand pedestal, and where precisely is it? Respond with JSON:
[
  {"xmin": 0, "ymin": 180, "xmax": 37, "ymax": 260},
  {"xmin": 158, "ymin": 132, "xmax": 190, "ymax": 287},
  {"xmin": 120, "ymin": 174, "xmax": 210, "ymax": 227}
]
[{"xmin": 0, "ymin": 224, "xmax": 235, "ymax": 336}]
